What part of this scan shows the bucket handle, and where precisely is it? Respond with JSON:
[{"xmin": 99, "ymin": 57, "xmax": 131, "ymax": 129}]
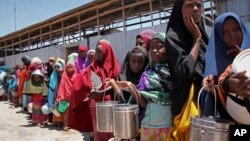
[
  {"xmin": 102, "ymin": 85, "xmax": 118, "ymax": 102},
  {"xmin": 197, "ymin": 85, "xmax": 217, "ymax": 118},
  {"xmin": 102, "ymin": 83, "xmax": 126, "ymax": 102},
  {"xmin": 126, "ymin": 82, "xmax": 139, "ymax": 107}
]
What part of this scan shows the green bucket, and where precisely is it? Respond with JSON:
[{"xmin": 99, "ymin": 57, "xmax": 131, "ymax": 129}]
[{"xmin": 58, "ymin": 101, "xmax": 69, "ymax": 113}]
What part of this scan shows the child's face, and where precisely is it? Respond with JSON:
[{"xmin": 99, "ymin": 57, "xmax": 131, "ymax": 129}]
[
  {"xmin": 223, "ymin": 18, "xmax": 243, "ymax": 48},
  {"xmin": 33, "ymin": 75, "xmax": 41, "ymax": 83},
  {"xmin": 149, "ymin": 39, "xmax": 166, "ymax": 63},
  {"xmin": 66, "ymin": 65, "xmax": 75, "ymax": 74},
  {"xmin": 136, "ymin": 37, "xmax": 146, "ymax": 49},
  {"xmin": 87, "ymin": 53, "xmax": 95, "ymax": 63},
  {"xmin": 129, "ymin": 52, "xmax": 145, "ymax": 74}
]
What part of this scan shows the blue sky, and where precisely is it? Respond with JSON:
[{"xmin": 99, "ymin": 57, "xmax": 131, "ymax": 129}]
[{"xmin": 0, "ymin": 0, "xmax": 93, "ymax": 37}]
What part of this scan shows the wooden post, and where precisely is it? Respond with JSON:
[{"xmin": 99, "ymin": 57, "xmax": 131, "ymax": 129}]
[
  {"xmin": 62, "ymin": 21, "xmax": 65, "ymax": 44},
  {"xmin": 122, "ymin": 0, "xmax": 126, "ymax": 31},
  {"xmin": 78, "ymin": 14, "xmax": 81, "ymax": 41},
  {"xmin": 19, "ymin": 36, "xmax": 21, "ymax": 53},
  {"xmin": 4, "ymin": 41, "xmax": 7, "ymax": 57},
  {"xmin": 12, "ymin": 39, "xmax": 14, "ymax": 55},
  {"xmin": 40, "ymin": 28, "xmax": 42, "ymax": 48},
  {"xmin": 210, "ymin": 0, "xmax": 214, "ymax": 21},
  {"xmin": 149, "ymin": 0, "xmax": 153, "ymax": 26},
  {"xmin": 50, "ymin": 25, "xmax": 52, "ymax": 46},
  {"xmin": 97, "ymin": 8, "xmax": 100, "ymax": 35}
]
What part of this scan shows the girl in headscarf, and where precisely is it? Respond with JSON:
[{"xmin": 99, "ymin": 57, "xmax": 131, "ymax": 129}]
[
  {"xmin": 75, "ymin": 45, "xmax": 88, "ymax": 73},
  {"xmin": 23, "ymin": 69, "xmax": 48, "ymax": 127},
  {"xmin": 85, "ymin": 49, "xmax": 95, "ymax": 67},
  {"xmin": 56, "ymin": 54, "xmax": 77, "ymax": 131},
  {"xmin": 204, "ymin": 12, "xmax": 250, "ymax": 124},
  {"xmin": 108, "ymin": 33, "xmax": 173, "ymax": 141},
  {"xmin": 165, "ymin": 0, "xmax": 208, "ymax": 140},
  {"xmin": 69, "ymin": 39, "xmax": 120, "ymax": 141},
  {"xmin": 8, "ymin": 74, "xmax": 18, "ymax": 107},
  {"xmin": 118, "ymin": 46, "xmax": 149, "ymax": 102},
  {"xmin": 47, "ymin": 58, "xmax": 65, "ymax": 123},
  {"xmin": 29, "ymin": 57, "xmax": 44, "ymax": 72},
  {"xmin": 136, "ymin": 29, "xmax": 156, "ymax": 51}
]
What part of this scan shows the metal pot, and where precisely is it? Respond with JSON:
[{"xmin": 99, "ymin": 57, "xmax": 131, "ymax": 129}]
[
  {"xmin": 113, "ymin": 104, "xmax": 139, "ymax": 139},
  {"xmin": 96, "ymin": 101, "xmax": 119, "ymax": 132}
]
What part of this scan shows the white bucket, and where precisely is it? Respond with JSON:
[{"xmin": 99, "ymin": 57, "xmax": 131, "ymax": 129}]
[
  {"xmin": 28, "ymin": 103, "xmax": 33, "ymax": 113},
  {"xmin": 41, "ymin": 104, "xmax": 51, "ymax": 115}
]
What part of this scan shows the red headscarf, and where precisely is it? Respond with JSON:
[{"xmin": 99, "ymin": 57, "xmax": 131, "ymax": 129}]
[
  {"xmin": 56, "ymin": 63, "xmax": 77, "ymax": 102},
  {"xmin": 91, "ymin": 39, "xmax": 120, "ymax": 80},
  {"xmin": 79, "ymin": 45, "xmax": 88, "ymax": 52},
  {"xmin": 68, "ymin": 39, "xmax": 120, "ymax": 132}
]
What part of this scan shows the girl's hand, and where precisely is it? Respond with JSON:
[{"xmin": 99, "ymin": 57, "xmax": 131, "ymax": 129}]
[
  {"xmin": 105, "ymin": 78, "xmax": 116, "ymax": 87},
  {"xmin": 116, "ymin": 81, "xmax": 131, "ymax": 90},
  {"xmin": 228, "ymin": 71, "xmax": 250, "ymax": 98},
  {"xmin": 89, "ymin": 89, "xmax": 103, "ymax": 99},
  {"xmin": 227, "ymin": 44, "xmax": 241, "ymax": 57},
  {"xmin": 203, "ymin": 75, "xmax": 216, "ymax": 95},
  {"xmin": 183, "ymin": 15, "xmax": 201, "ymax": 40}
]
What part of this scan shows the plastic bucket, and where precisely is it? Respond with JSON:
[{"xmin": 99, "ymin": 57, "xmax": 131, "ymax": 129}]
[
  {"xmin": 28, "ymin": 103, "xmax": 33, "ymax": 113},
  {"xmin": 57, "ymin": 101, "xmax": 69, "ymax": 113},
  {"xmin": 41, "ymin": 104, "xmax": 51, "ymax": 115}
]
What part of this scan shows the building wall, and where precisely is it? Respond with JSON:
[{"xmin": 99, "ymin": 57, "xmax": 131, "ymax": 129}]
[
  {"xmin": 4, "ymin": 23, "xmax": 213, "ymax": 67},
  {"xmin": 217, "ymin": 0, "xmax": 250, "ymax": 23}
]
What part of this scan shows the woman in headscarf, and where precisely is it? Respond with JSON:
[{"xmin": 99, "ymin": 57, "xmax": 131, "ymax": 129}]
[
  {"xmin": 204, "ymin": 12, "xmax": 250, "ymax": 124},
  {"xmin": 69, "ymin": 39, "xmax": 120, "ymax": 141},
  {"xmin": 23, "ymin": 69, "xmax": 48, "ymax": 127},
  {"xmin": 75, "ymin": 45, "xmax": 88, "ymax": 73},
  {"xmin": 19, "ymin": 55, "xmax": 32, "ymax": 112},
  {"xmin": 165, "ymin": 0, "xmax": 208, "ymax": 140}
]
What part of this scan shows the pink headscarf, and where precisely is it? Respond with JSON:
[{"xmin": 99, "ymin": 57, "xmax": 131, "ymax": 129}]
[{"xmin": 75, "ymin": 45, "xmax": 88, "ymax": 73}]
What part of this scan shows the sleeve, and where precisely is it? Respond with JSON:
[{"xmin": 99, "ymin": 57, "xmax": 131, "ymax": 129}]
[
  {"xmin": 218, "ymin": 64, "xmax": 233, "ymax": 108},
  {"xmin": 166, "ymin": 36, "xmax": 196, "ymax": 90}
]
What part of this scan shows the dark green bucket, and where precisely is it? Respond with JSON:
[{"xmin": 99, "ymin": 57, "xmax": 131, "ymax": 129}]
[{"xmin": 57, "ymin": 101, "xmax": 69, "ymax": 113}]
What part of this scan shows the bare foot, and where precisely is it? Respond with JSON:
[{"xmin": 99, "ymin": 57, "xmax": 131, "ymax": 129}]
[{"xmin": 63, "ymin": 126, "xmax": 69, "ymax": 131}]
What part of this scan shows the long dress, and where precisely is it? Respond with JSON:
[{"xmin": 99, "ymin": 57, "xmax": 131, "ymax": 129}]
[
  {"xmin": 165, "ymin": 0, "xmax": 208, "ymax": 140},
  {"xmin": 70, "ymin": 39, "xmax": 120, "ymax": 141}
]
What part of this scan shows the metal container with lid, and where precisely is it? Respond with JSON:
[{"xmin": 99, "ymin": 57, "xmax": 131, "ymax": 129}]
[
  {"xmin": 96, "ymin": 101, "xmax": 119, "ymax": 132},
  {"xmin": 113, "ymin": 104, "xmax": 139, "ymax": 139}
]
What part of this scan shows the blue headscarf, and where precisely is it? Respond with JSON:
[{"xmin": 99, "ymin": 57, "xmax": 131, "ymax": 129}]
[
  {"xmin": 204, "ymin": 12, "xmax": 250, "ymax": 78},
  {"xmin": 8, "ymin": 75, "xmax": 18, "ymax": 91}
]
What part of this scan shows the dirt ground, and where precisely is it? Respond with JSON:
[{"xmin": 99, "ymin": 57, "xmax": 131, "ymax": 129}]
[{"xmin": 0, "ymin": 100, "xmax": 89, "ymax": 141}]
